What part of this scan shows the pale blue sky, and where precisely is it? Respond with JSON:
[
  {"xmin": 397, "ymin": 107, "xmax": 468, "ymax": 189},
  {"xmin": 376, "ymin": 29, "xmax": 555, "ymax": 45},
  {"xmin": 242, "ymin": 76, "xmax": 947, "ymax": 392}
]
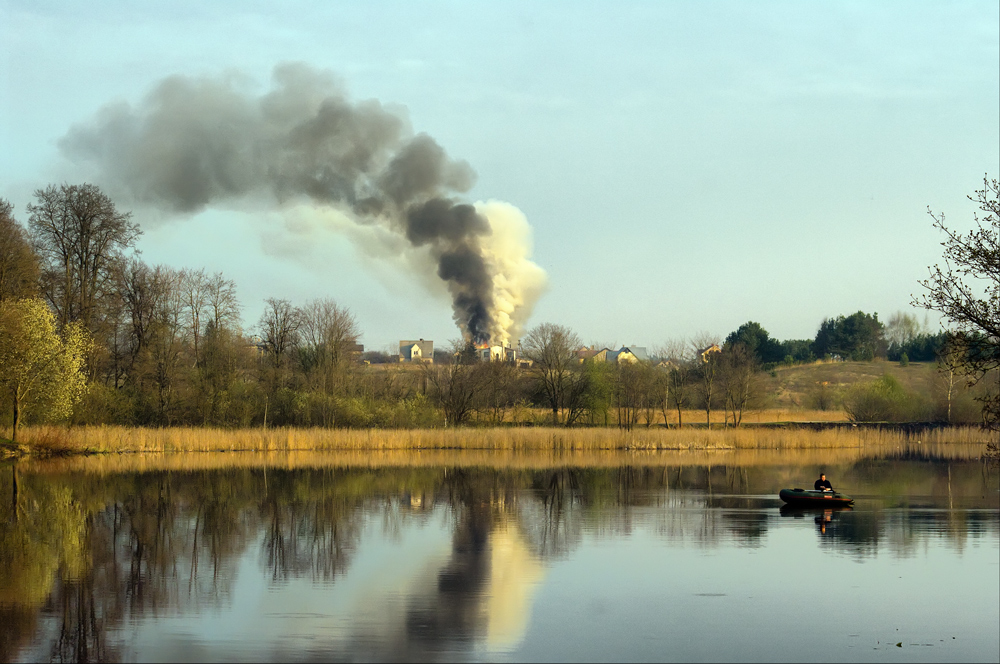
[{"xmin": 2, "ymin": 1, "xmax": 997, "ymax": 351}]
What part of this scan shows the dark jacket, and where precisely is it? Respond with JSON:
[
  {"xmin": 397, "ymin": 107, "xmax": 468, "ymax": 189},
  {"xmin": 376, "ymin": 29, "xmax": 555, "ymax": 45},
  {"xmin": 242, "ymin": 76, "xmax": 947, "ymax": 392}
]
[{"xmin": 815, "ymin": 478, "xmax": 833, "ymax": 491}]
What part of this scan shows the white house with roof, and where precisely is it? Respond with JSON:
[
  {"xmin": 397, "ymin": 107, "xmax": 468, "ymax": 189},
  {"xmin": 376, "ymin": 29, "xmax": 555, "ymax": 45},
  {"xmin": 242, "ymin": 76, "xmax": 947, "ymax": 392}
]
[{"xmin": 399, "ymin": 339, "xmax": 434, "ymax": 363}]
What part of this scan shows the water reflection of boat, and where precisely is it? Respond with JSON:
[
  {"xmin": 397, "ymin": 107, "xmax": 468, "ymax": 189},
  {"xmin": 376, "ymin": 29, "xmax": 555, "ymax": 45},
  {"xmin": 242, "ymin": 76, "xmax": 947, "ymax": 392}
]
[
  {"xmin": 778, "ymin": 504, "xmax": 853, "ymax": 535},
  {"xmin": 778, "ymin": 488, "xmax": 854, "ymax": 506},
  {"xmin": 778, "ymin": 503, "xmax": 853, "ymax": 517}
]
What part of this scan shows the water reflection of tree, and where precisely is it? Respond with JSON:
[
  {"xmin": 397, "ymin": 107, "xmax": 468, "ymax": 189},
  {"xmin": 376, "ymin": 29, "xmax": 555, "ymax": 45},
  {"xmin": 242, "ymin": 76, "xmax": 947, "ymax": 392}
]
[
  {"xmin": 259, "ymin": 473, "xmax": 361, "ymax": 582},
  {"xmin": 523, "ymin": 469, "xmax": 583, "ymax": 558},
  {"xmin": 2, "ymin": 460, "xmax": 996, "ymax": 660}
]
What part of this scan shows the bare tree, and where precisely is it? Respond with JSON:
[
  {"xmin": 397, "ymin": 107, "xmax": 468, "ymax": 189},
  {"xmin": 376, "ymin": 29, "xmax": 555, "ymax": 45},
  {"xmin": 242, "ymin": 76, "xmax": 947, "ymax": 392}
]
[
  {"xmin": 885, "ymin": 311, "xmax": 923, "ymax": 350},
  {"xmin": 27, "ymin": 183, "xmax": 141, "ymax": 332},
  {"xmin": 298, "ymin": 298, "xmax": 360, "ymax": 371},
  {"xmin": 916, "ymin": 175, "xmax": 999, "ymax": 437},
  {"xmin": 613, "ymin": 361, "xmax": 644, "ymax": 431},
  {"xmin": 426, "ymin": 349, "xmax": 482, "ymax": 427},
  {"xmin": 720, "ymin": 343, "xmax": 760, "ymax": 427},
  {"xmin": 206, "ymin": 272, "xmax": 241, "ymax": 333},
  {"xmin": 641, "ymin": 364, "xmax": 664, "ymax": 428},
  {"xmin": 522, "ymin": 323, "xmax": 587, "ymax": 426},
  {"xmin": 0, "ymin": 200, "xmax": 40, "ymax": 302},
  {"xmin": 180, "ymin": 269, "xmax": 210, "ymax": 364},
  {"xmin": 692, "ymin": 334, "xmax": 721, "ymax": 428},
  {"xmin": 116, "ymin": 258, "xmax": 160, "ymax": 371},
  {"xmin": 656, "ymin": 340, "xmax": 692, "ymax": 428},
  {"xmin": 258, "ymin": 298, "xmax": 300, "ymax": 368},
  {"xmin": 147, "ymin": 267, "xmax": 186, "ymax": 424},
  {"xmin": 937, "ymin": 340, "xmax": 964, "ymax": 424},
  {"xmin": 477, "ymin": 359, "xmax": 520, "ymax": 425},
  {"xmin": 297, "ymin": 298, "xmax": 360, "ymax": 426}
]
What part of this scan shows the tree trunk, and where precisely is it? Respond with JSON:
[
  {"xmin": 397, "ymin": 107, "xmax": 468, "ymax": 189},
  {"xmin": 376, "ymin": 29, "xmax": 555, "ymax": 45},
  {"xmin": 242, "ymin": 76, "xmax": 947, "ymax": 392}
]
[
  {"xmin": 11, "ymin": 463, "xmax": 18, "ymax": 524},
  {"xmin": 11, "ymin": 397, "xmax": 19, "ymax": 444}
]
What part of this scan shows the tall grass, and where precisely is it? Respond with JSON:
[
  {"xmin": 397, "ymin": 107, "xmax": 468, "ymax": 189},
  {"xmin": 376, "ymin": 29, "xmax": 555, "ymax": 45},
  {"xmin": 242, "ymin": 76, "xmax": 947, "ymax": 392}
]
[{"xmin": 18, "ymin": 423, "xmax": 991, "ymax": 457}]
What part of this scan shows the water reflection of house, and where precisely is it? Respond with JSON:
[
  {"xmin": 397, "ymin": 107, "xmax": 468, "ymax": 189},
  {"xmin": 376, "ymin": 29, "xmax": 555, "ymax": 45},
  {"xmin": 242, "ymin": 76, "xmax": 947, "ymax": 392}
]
[{"xmin": 399, "ymin": 339, "xmax": 434, "ymax": 363}]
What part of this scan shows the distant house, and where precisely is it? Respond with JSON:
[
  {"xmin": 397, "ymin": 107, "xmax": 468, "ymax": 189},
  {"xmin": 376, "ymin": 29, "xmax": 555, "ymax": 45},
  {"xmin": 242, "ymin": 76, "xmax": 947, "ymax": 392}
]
[
  {"xmin": 591, "ymin": 348, "xmax": 613, "ymax": 362},
  {"xmin": 606, "ymin": 346, "xmax": 649, "ymax": 364},
  {"xmin": 473, "ymin": 343, "xmax": 519, "ymax": 363},
  {"xmin": 587, "ymin": 346, "xmax": 650, "ymax": 364},
  {"xmin": 399, "ymin": 339, "xmax": 434, "ymax": 363},
  {"xmin": 619, "ymin": 346, "xmax": 649, "ymax": 363},
  {"xmin": 698, "ymin": 344, "xmax": 722, "ymax": 363},
  {"xmin": 576, "ymin": 346, "xmax": 612, "ymax": 363},
  {"xmin": 246, "ymin": 334, "xmax": 267, "ymax": 358}
]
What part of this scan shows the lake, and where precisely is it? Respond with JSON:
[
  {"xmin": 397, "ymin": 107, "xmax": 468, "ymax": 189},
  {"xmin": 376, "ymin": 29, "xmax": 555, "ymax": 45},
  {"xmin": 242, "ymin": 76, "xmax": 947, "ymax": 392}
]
[{"xmin": 2, "ymin": 445, "xmax": 997, "ymax": 662}]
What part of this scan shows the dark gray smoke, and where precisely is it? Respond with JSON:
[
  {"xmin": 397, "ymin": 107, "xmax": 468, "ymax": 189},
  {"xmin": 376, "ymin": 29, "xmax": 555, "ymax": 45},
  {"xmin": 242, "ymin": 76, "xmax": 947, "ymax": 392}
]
[{"xmin": 60, "ymin": 63, "xmax": 498, "ymax": 342}]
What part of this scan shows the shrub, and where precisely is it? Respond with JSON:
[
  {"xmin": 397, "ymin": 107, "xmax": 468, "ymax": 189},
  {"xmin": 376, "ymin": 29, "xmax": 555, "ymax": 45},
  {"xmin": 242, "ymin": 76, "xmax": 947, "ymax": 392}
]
[
  {"xmin": 843, "ymin": 375, "xmax": 930, "ymax": 422},
  {"xmin": 807, "ymin": 383, "xmax": 838, "ymax": 411}
]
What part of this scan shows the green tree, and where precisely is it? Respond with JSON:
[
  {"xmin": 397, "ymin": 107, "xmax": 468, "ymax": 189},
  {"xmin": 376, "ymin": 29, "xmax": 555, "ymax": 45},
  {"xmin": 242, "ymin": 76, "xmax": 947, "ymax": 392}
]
[
  {"xmin": 812, "ymin": 311, "xmax": 885, "ymax": 360},
  {"xmin": 0, "ymin": 298, "xmax": 91, "ymax": 443},
  {"xmin": 724, "ymin": 322, "xmax": 783, "ymax": 365}
]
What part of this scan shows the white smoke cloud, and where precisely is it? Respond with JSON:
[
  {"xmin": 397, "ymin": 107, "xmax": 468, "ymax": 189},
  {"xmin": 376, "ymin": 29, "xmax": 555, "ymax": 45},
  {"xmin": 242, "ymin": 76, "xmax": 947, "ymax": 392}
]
[{"xmin": 476, "ymin": 201, "xmax": 548, "ymax": 346}]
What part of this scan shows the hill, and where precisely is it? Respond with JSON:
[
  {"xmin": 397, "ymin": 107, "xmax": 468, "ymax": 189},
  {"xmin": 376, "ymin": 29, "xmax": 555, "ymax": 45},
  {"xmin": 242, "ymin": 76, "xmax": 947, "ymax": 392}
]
[{"xmin": 763, "ymin": 360, "xmax": 944, "ymax": 412}]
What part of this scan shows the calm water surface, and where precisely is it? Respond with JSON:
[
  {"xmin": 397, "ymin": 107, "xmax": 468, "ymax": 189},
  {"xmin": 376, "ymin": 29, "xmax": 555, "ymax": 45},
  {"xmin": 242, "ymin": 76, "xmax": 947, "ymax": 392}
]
[{"xmin": 1, "ymin": 449, "xmax": 997, "ymax": 662}]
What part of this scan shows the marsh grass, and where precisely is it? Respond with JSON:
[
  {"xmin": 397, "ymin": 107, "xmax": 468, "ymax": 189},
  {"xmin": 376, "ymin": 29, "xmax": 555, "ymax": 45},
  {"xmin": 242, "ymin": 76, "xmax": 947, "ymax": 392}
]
[{"xmin": 18, "ymin": 423, "xmax": 990, "ymax": 457}]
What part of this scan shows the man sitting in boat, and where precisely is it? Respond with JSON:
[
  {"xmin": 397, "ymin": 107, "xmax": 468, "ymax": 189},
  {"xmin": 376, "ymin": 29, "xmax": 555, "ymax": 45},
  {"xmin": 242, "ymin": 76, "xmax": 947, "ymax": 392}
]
[{"xmin": 814, "ymin": 473, "xmax": 833, "ymax": 492}]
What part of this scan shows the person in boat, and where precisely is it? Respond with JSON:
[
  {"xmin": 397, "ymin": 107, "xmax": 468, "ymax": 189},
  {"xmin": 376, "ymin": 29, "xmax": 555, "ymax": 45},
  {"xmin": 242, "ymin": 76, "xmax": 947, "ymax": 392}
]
[{"xmin": 814, "ymin": 473, "xmax": 833, "ymax": 492}]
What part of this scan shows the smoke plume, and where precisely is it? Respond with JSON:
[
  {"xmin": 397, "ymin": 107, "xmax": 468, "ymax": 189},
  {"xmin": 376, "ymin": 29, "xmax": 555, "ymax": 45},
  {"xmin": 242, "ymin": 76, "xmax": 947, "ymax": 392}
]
[{"xmin": 60, "ymin": 63, "xmax": 546, "ymax": 344}]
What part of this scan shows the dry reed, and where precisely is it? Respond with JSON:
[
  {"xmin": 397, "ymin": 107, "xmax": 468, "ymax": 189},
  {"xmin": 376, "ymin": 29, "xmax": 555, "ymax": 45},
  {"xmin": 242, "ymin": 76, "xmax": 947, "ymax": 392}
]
[{"xmin": 18, "ymin": 423, "xmax": 991, "ymax": 457}]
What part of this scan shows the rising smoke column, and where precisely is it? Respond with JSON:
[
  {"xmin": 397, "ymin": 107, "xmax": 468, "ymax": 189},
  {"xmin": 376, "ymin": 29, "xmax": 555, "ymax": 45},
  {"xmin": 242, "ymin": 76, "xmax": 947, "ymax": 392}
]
[{"xmin": 60, "ymin": 63, "xmax": 546, "ymax": 344}]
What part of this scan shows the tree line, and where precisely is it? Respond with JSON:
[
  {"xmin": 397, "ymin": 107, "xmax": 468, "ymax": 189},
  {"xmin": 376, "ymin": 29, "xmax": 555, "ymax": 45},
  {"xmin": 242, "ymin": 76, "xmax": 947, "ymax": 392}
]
[{"xmin": 1, "ymin": 178, "xmax": 997, "ymax": 437}]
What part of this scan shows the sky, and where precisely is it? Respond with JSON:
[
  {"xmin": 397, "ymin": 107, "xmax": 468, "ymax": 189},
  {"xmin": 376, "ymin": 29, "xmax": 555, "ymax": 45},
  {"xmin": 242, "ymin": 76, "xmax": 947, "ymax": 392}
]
[{"xmin": 2, "ymin": 0, "xmax": 998, "ymax": 353}]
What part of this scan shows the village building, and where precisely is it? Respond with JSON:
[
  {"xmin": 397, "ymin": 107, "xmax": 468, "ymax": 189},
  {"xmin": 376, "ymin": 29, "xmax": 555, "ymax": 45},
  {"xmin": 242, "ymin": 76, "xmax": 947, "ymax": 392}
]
[
  {"xmin": 474, "ymin": 343, "xmax": 519, "ymax": 363},
  {"xmin": 399, "ymin": 339, "xmax": 434, "ymax": 363},
  {"xmin": 580, "ymin": 345, "xmax": 651, "ymax": 364},
  {"xmin": 605, "ymin": 346, "xmax": 650, "ymax": 364},
  {"xmin": 698, "ymin": 344, "xmax": 722, "ymax": 363}
]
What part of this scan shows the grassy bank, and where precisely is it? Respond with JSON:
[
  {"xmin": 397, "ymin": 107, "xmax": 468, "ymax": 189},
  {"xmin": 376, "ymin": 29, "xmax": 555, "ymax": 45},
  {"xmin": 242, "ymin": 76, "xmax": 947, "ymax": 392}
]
[{"xmin": 11, "ymin": 423, "xmax": 991, "ymax": 458}]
